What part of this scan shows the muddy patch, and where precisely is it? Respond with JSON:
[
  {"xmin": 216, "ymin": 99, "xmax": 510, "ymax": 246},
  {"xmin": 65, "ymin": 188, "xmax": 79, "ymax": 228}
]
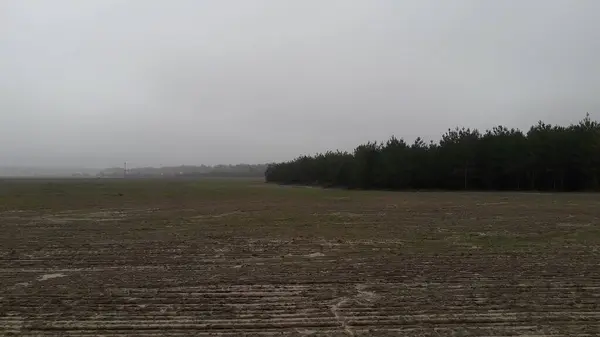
[
  {"xmin": 38, "ymin": 273, "xmax": 66, "ymax": 281},
  {"xmin": 305, "ymin": 252, "xmax": 325, "ymax": 258},
  {"xmin": 476, "ymin": 202, "xmax": 509, "ymax": 206},
  {"xmin": 328, "ymin": 212, "xmax": 366, "ymax": 218},
  {"xmin": 191, "ymin": 211, "xmax": 242, "ymax": 219},
  {"xmin": 557, "ymin": 222, "xmax": 591, "ymax": 228},
  {"xmin": 34, "ymin": 209, "xmax": 129, "ymax": 224}
]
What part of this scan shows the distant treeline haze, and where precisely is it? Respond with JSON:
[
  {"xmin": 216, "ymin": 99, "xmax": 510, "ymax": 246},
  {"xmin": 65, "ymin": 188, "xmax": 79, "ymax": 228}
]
[
  {"xmin": 100, "ymin": 164, "xmax": 267, "ymax": 178},
  {"xmin": 265, "ymin": 115, "xmax": 600, "ymax": 191}
]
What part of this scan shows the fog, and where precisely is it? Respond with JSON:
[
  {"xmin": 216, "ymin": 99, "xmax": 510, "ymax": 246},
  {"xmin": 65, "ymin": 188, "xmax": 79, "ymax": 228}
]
[{"xmin": 2, "ymin": 0, "xmax": 599, "ymax": 168}]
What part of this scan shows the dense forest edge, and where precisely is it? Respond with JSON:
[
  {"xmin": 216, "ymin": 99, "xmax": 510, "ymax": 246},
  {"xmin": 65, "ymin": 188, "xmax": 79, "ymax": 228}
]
[{"xmin": 265, "ymin": 115, "xmax": 600, "ymax": 191}]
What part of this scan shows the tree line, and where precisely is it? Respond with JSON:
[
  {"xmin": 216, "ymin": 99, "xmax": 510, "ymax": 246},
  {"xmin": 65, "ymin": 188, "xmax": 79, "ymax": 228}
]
[
  {"xmin": 265, "ymin": 115, "xmax": 600, "ymax": 191},
  {"xmin": 99, "ymin": 164, "xmax": 267, "ymax": 178}
]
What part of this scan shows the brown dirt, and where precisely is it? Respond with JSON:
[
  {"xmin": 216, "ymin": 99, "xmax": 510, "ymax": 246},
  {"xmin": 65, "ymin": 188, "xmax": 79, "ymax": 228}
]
[{"xmin": 1, "ymin": 180, "xmax": 599, "ymax": 336}]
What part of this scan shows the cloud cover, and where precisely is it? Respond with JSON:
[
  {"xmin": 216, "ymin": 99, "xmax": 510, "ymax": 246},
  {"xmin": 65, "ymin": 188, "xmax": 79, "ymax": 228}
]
[{"xmin": 1, "ymin": 0, "xmax": 599, "ymax": 167}]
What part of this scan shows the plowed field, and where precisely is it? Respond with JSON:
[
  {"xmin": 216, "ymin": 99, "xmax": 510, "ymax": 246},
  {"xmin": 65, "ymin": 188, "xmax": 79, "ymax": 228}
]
[{"xmin": 1, "ymin": 179, "xmax": 599, "ymax": 336}]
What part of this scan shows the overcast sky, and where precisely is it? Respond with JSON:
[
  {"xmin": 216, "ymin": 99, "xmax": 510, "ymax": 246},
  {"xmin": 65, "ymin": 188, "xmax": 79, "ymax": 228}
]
[{"xmin": 1, "ymin": 0, "xmax": 599, "ymax": 168}]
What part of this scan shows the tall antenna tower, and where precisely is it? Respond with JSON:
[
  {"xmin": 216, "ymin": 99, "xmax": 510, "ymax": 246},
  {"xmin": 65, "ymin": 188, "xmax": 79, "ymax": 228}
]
[{"xmin": 124, "ymin": 161, "xmax": 127, "ymax": 178}]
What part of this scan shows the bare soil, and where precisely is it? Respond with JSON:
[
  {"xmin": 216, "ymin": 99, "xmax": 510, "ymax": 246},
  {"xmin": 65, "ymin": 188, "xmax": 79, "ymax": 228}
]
[{"xmin": 1, "ymin": 179, "xmax": 599, "ymax": 336}]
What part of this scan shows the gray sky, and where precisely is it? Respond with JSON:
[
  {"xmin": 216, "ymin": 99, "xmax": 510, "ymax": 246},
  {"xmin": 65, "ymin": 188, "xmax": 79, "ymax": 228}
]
[{"xmin": 2, "ymin": 0, "xmax": 599, "ymax": 168}]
